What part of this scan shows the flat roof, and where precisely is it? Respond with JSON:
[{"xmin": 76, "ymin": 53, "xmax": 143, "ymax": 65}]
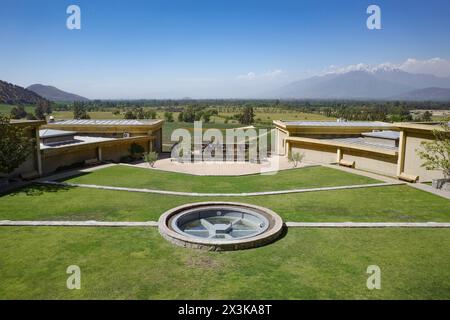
[
  {"xmin": 9, "ymin": 119, "xmax": 46, "ymax": 127},
  {"xmin": 280, "ymin": 121, "xmax": 391, "ymax": 127},
  {"xmin": 362, "ymin": 130, "xmax": 400, "ymax": 140},
  {"xmin": 394, "ymin": 122, "xmax": 448, "ymax": 132},
  {"xmin": 40, "ymin": 135, "xmax": 116, "ymax": 150},
  {"xmin": 327, "ymin": 137, "xmax": 398, "ymax": 151},
  {"xmin": 39, "ymin": 129, "xmax": 76, "ymax": 138},
  {"xmin": 51, "ymin": 119, "xmax": 161, "ymax": 126}
]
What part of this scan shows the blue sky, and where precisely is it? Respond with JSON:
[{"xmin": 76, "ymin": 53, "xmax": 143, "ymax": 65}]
[{"xmin": 1, "ymin": 0, "xmax": 450, "ymax": 98}]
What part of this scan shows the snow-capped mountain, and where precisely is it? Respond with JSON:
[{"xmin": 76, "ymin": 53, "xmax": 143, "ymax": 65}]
[{"xmin": 275, "ymin": 68, "xmax": 450, "ymax": 100}]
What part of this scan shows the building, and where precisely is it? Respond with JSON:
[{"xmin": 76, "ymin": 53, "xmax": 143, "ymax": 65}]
[
  {"xmin": 274, "ymin": 120, "xmax": 446, "ymax": 182},
  {"xmin": 39, "ymin": 119, "xmax": 164, "ymax": 175}
]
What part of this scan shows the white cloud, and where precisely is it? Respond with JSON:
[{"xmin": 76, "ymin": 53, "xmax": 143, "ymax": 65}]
[
  {"xmin": 321, "ymin": 58, "xmax": 450, "ymax": 78},
  {"xmin": 399, "ymin": 58, "xmax": 450, "ymax": 77},
  {"xmin": 236, "ymin": 69, "xmax": 283, "ymax": 80}
]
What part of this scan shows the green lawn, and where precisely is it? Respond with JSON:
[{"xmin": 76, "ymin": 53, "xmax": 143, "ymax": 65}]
[
  {"xmin": 63, "ymin": 165, "xmax": 380, "ymax": 193},
  {"xmin": 0, "ymin": 227, "xmax": 448, "ymax": 299},
  {"xmin": 0, "ymin": 184, "xmax": 448, "ymax": 222}
]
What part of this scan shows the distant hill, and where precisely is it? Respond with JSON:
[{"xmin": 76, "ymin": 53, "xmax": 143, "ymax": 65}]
[
  {"xmin": 274, "ymin": 68, "xmax": 450, "ymax": 100},
  {"xmin": 0, "ymin": 80, "xmax": 49, "ymax": 105},
  {"xmin": 392, "ymin": 87, "xmax": 450, "ymax": 101},
  {"xmin": 27, "ymin": 84, "xmax": 89, "ymax": 102}
]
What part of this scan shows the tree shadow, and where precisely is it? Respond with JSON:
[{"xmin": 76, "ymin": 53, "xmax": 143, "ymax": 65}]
[{"xmin": 7, "ymin": 183, "xmax": 74, "ymax": 197}]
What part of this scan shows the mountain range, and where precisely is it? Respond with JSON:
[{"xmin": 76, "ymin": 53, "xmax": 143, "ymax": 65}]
[
  {"xmin": 27, "ymin": 84, "xmax": 89, "ymax": 102},
  {"xmin": 0, "ymin": 80, "xmax": 49, "ymax": 106},
  {"xmin": 274, "ymin": 67, "xmax": 450, "ymax": 100}
]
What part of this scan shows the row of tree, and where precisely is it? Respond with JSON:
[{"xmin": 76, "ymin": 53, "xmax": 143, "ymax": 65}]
[{"xmin": 10, "ymin": 103, "xmax": 52, "ymax": 120}]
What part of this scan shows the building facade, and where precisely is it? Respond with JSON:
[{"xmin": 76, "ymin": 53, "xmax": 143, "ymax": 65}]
[
  {"xmin": 39, "ymin": 119, "xmax": 164, "ymax": 175},
  {"xmin": 274, "ymin": 120, "xmax": 447, "ymax": 182}
]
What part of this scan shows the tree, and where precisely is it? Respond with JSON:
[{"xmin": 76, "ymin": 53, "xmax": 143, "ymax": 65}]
[
  {"xmin": 35, "ymin": 104, "xmax": 46, "ymax": 120},
  {"xmin": 135, "ymin": 107, "xmax": 145, "ymax": 119},
  {"xmin": 288, "ymin": 151, "xmax": 305, "ymax": 168},
  {"xmin": 73, "ymin": 102, "xmax": 90, "ymax": 119},
  {"xmin": 124, "ymin": 110, "xmax": 136, "ymax": 119},
  {"xmin": 417, "ymin": 122, "xmax": 450, "ymax": 179},
  {"xmin": 128, "ymin": 143, "xmax": 145, "ymax": 159},
  {"xmin": 0, "ymin": 115, "xmax": 34, "ymax": 174},
  {"xmin": 10, "ymin": 105, "xmax": 27, "ymax": 119},
  {"xmin": 239, "ymin": 106, "xmax": 255, "ymax": 125},
  {"xmin": 26, "ymin": 113, "xmax": 37, "ymax": 120},
  {"xmin": 182, "ymin": 106, "xmax": 196, "ymax": 122},
  {"xmin": 145, "ymin": 110, "xmax": 157, "ymax": 119},
  {"xmin": 421, "ymin": 111, "xmax": 432, "ymax": 122},
  {"xmin": 164, "ymin": 112, "xmax": 174, "ymax": 122},
  {"xmin": 143, "ymin": 151, "xmax": 158, "ymax": 167}
]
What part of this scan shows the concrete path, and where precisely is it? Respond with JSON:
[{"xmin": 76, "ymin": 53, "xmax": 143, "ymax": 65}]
[
  {"xmin": 0, "ymin": 220, "xmax": 158, "ymax": 227},
  {"xmin": 38, "ymin": 180, "xmax": 404, "ymax": 197},
  {"xmin": 124, "ymin": 155, "xmax": 303, "ymax": 176},
  {"xmin": 323, "ymin": 163, "xmax": 450, "ymax": 200},
  {"xmin": 407, "ymin": 182, "xmax": 450, "ymax": 200},
  {"xmin": 286, "ymin": 222, "xmax": 450, "ymax": 228},
  {"xmin": 1, "ymin": 220, "xmax": 449, "ymax": 228}
]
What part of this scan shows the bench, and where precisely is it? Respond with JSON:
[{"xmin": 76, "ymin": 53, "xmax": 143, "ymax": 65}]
[
  {"xmin": 339, "ymin": 159, "xmax": 355, "ymax": 168},
  {"xmin": 398, "ymin": 173, "xmax": 419, "ymax": 183}
]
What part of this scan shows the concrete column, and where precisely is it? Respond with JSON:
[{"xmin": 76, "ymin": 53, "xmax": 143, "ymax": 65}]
[
  {"xmin": 336, "ymin": 147, "xmax": 343, "ymax": 163},
  {"xmin": 97, "ymin": 147, "xmax": 102, "ymax": 162},
  {"xmin": 397, "ymin": 130, "xmax": 406, "ymax": 176},
  {"xmin": 35, "ymin": 127, "xmax": 43, "ymax": 176}
]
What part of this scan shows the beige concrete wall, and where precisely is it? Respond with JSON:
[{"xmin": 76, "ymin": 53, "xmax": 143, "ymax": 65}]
[
  {"xmin": 403, "ymin": 132, "xmax": 444, "ymax": 181},
  {"xmin": 291, "ymin": 142, "xmax": 337, "ymax": 164},
  {"xmin": 42, "ymin": 148, "xmax": 98, "ymax": 174},
  {"xmin": 275, "ymin": 128, "xmax": 288, "ymax": 155},
  {"xmin": 102, "ymin": 141, "xmax": 149, "ymax": 162},
  {"xmin": 342, "ymin": 149, "xmax": 398, "ymax": 177}
]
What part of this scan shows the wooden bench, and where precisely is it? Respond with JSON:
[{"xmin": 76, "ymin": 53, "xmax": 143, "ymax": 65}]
[
  {"xmin": 398, "ymin": 173, "xmax": 419, "ymax": 183},
  {"xmin": 339, "ymin": 159, "xmax": 355, "ymax": 168}
]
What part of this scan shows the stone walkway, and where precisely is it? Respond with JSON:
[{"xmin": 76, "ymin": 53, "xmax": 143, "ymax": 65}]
[
  {"xmin": 38, "ymin": 180, "xmax": 404, "ymax": 197},
  {"xmin": 285, "ymin": 222, "xmax": 450, "ymax": 228},
  {"xmin": 1, "ymin": 220, "xmax": 449, "ymax": 228},
  {"xmin": 124, "ymin": 155, "xmax": 305, "ymax": 176},
  {"xmin": 323, "ymin": 163, "xmax": 450, "ymax": 200}
]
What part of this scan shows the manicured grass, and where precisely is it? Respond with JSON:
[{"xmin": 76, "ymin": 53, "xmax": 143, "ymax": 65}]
[
  {"xmin": 0, "ymin": 227, "xmax": 448, "ymax": 299},
  {"xmin": 63, "ymin": 165, "xmax": 380, "ymax": 193},
  {"xmin": 0, "ymin": 184, "xmax": 448, "ymax": 222}
]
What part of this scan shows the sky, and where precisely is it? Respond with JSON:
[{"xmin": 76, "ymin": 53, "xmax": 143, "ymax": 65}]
[{"xmin": 1, "ymin": 0, "xmax": 450, "ymax": 99}]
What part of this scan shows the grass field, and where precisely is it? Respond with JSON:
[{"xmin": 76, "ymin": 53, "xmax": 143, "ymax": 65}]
[
  {"xmin": 0, "ymin": 166, "xmax": 449, "ymax": 299},
  {"xmin": 0, "ymin": 227, "xmax": 448, "ymax": 299},
  {"xmin": 63, "ymin": 165, "xmax": 380, "ymax": 193},
  {"xmin": 1, "ymin": 184, "xmax": 448, "ymax": 222}
]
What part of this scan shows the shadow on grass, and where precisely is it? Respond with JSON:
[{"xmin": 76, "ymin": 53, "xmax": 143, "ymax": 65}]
[
  {"xmin": 56, "ymin": 171, "xmax": 90, "ymax": 182},
  {"xmin": 7, "ymin": 183, "xmax": 74, "ymax": 197}
]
